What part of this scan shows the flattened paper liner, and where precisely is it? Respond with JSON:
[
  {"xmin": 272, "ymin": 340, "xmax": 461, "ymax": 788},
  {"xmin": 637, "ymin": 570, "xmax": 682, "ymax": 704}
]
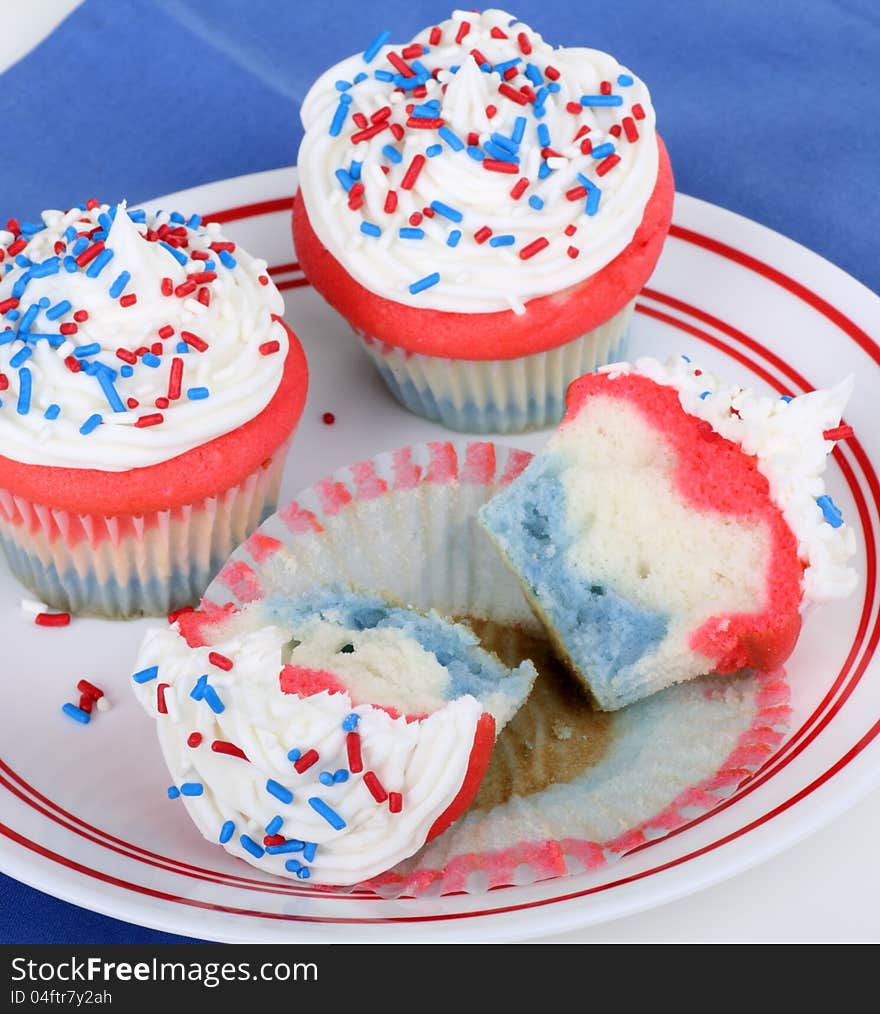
[{"xmin": 202, "ymin": 440, "xmax": 791, "ymax": 897}]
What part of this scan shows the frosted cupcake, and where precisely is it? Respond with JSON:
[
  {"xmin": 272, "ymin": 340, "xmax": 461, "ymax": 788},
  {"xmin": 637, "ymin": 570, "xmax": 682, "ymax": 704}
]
[
  {"xmin": 293, "ymin": 8, "xmax": 673, "ymax": 433},
  {"xmin": 480, "ymin": 357, "xmax": 858, "ymax": 709},
  {"xmin": 0, "ymin": 201, "xmax": 308, "ymax": 618},
  {"xmin": 131, "ymin": 588, "xmax": 536, "ymax": 885}
]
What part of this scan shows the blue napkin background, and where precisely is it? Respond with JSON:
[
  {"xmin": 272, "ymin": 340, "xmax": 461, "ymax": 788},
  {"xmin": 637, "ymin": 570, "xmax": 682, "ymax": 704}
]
[{"xmin": 0, "ymin": 0, "xmax": 878, "ymax": 944}]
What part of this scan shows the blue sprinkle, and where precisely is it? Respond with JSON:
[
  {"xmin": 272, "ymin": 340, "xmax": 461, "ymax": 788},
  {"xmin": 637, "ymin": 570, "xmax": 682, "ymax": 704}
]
[
  {"xmin": 240, "ymin": 834, "xmax": 264, "ymax": 859},
  {"xmin": 132, "ymin": 665, "xmax": 158, "ymax": 684},
  {"xmin": 109, "ymin": 270, "xmax": 131, "ymax": 298},
  {"xmin": 85, "ymin": 248, "xmax": 114, "ymax": 278},
  {"xmin": 617, "ymin": 73, "xmax": 634, "ymax": 86},
  {"xmin": 308, "ymin": 797, "xmax": 346, "ymax": 830},
  {"xmin": 681, "ymin": 354, "xmax": 692, "ymax": 362},
  {"xmin": 528, "ymin": 196, "xmax": 545, "ymax": 210},
  {"xmin": 187, "ymin": 386, "xmax": 210, "ymax": 400},
  {"xmin": 817, "ymin": 495, "xmax": 844, "ymax": 528},
  {"xmin": 203, "ymin": 685, "xmax": 225, "ymax": 714},
  {"xmin": 538, "ymin": 161, "xmax": 552, "ymax": 179},
  {"xmin": 297, "ymin": 868, "xmax": 310, "ymax": 880},
  {"xmin": 10, "ymin": 346, "xmax": 32, "ymax": 368},
  {"xmin": 169, "ymin": 211, "xmax": 185, "ymax": 224},
  {"xmin": 699, "ymin": 391, "xmax": 711, "ymax": 400},
  {"xmin": 533, "ymin": 104, "xmax": 546, "ymax": 120},
  {"xmin": 409, "ymin": 272, "xmax": 440, "ymax": 295},
  {"xmin": 63, "ymin": 226, "xmax": 77, "ymax": 243},
  {"xmin": 426, "ymin": 143, "xmax": 443, "ymax": 157},
  {"xmin": 73, "ymin": 342, "xmax": 101, "ymax": 359},
  {"xmin": 186, "ymin": 213, "xmax": 202, "ymax": 229},
  {"xmin": 45, "ymin": 300, "xmax": 72, "ymax": 321},
  {"xmin": 62, "ymin": 703, "xmax": 90, "ymax": 725},
  {"xmin": 180, "ymin": 783, "xmax": 204, "ymax": 796},
  {"xmin": 218, "ymin": 249, "xmax": 237, "ymax": 269},
  {"xmin": 98, "ymin": 212, "xmax": 112, "ymax": 231},
  {"xmin": 287, "ymin": 747, "xmax": 301, "ymax": 762},
  {"xmin": 97, "ymin": 370, "xmax": 126, "ymax": 413},
  {"xmin": 266, "ymin": 839, "xmax": 305, "ymax": 855},
  {"xmin": 159, "ymin": 241, "xmax": 188, "ymax": 266},
  {"xmin": 431, "ymin": 200, "xmax": 463, "ymax": 223},
  {"xmin": 14, "ymin": 255, "xmax": 33, "ymax": 269},
  {"xmin": 577, "ymin": 174, "xmax": 602, "ymax": 216},
  {"xmin": 374, "ymin": 69, "xmax": 394, "ymax": 82},
  {"xmin": 0, "ymin": 330, "xmax": 15, "ymax": 344},
  {"xmin": 127, "ymin": 209, "xmax": 146, "ymax": 223},
  {"xmin": 467, "ymin": 148, "xmax": 485, "ymax": 164},
  {"xmin": 176, "ymin": 341, "xmax": 189, "ymax": 354},
  {"xmin": 494, "ymin": 58, "xmax": 520, "ymax": 74},
  {"xmin": 203, "ymin": 259, "xmax": 216, "ymax": 272},
  {"xmin": 329, "ymin": 99, "xmax": 350, "ymax": 137},
  {"xmin": 333, "ymin": 770, "xmax": 349, "ymax": 783},
  {"xmin": 44, "ymin": 404, "xmax": 60, "ymax": 420},
  {"xmin": 525, "ymin": 62, "xmax": 543, "ymax": 86},
  {"xmin": 534, "ymin": 86, "xmax": 550, "ymax": 108},
  {"xmin": 334, "ymin": 168, "xmax": 354, "ymax": 193},
  {"xmin": 349, "ymin": 159, "xmax": 363, "ymax": 180},
  {"xmin": 20, "ymin": 221, "xmax": 46, "ymax": 236},
  {"xmin": 29, "ymin": 257, "xmax": 60, "ymax": 279},
  {"xmin": 591, "ymin": 142, "xmax": 616, "ymax": 160},
  {"xmin": 167, "ymin": 786, "xmax": 180, "ymax": 799},
  {"xmin": 342, "ymin": 713, "xmax": 359, "ymax": 732},
  {"xmin": 353, "ymin": 72, "xmax": 367, "ymax": 83},
  {"xmin": 120, "ymin": 364, "xmax": 134, "ymax": 378},
  {"xmin": 547, "ymin": 82, "xmax": 561, "ymax": 93},
  {"xmin": 72, "ymin": 237, "xmax": 89, "ymax": 255},
  {"xmin": 438, "ymin": 126, "xmax": 464, "ymax": 151},
  {"xmin": 219, "ymin": 820, "xmax": 235, "ymax": 844},
  {"xmin": 537, "ymin": 123, "xmax": 551, "ymax": 148},
  {"xmin": 79, "ymin": 413, "xmax": 103, "ymax": 435},
  {"xmin": 190, "ymin": 674, "xmax": 208, "ymax": 701},
  {"xmin": 360, "ymin": 222, "xmax": 382, "ymax": 238},
  {"xmin": 63, "ymin": 257, "xmax": 78, "ymax": 273},
  {"xmin": 399, "ymin": 227, "xmax": 425, "ymax": 240},
  {"xmin": 381, "ymin": 144, "xmax": 402, "ymax": 164},
  {"xmin": 319, "ymin": 772, "xmax": 334, "ymax": 786},
  {"xmin": 11, "ymin": 278, "xmax": 30, "ymax": 299},
  {"xmin": 489, "ymin": 234, "xmax": 516, "ymax": 247},
  {"xmin": 780, "ymin": 395, "xmax": 793, "ymax": 403},
  {"xmin": 265, "ymin": 815, "xmax": 284, "ymax": 836},
  {"xmin": 285, "ymin": 859, "xmax": 301, "ymax": 873},
  {"xmin": 266, "ymin": 779, "xmax": 294, "ymax": 805},
  {"xmin": 141, "ymin": 352, "xmax": 161, "ymax": 368},
  {"xmin": 483, "ymin": 141, "xmax": 519, "ymax": 162},
  {"xmin": 412, "ymin": 103, "xmax": 439, "ymax": 118},
  {"xmin": 17, "ymin": 303, "xmax": 40, "ymax": 334},
  {"xmin": 302, "ymin": 842, "xmax": 318, "ymax": 862},
  {"xmin": 363, "ymin": 28, "xmax": 391, "ymax": 63},
  {"xmin": 335, "ymin": 79, "xmax": 352, "ymax": 91},
  {"xmin": 581, "ymin": 94, "xmax": 624, "ymax": 107}
]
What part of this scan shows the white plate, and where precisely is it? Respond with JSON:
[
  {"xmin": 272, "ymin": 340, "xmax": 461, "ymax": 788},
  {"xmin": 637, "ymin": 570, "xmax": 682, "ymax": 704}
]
[{"xmin": 1, "ymin": 168, "xmax": 878, "ymax": 943}]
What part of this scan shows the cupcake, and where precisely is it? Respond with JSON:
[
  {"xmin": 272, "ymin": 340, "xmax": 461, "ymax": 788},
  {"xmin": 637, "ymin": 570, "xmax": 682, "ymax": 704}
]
[
  {"xmin": 293, "ymin": 8, "xmax": 674, "ymax": 433},
  {"xmin": 131, "ymin": 588, "xmax": 536, "ymax": 885},
  {"xmin": 479, "ymin": 357, "xmax": 858, "ymax": 710},
  {"xmin": 0, "ymin": 201, "xmax": 308, "ymax": 618}
]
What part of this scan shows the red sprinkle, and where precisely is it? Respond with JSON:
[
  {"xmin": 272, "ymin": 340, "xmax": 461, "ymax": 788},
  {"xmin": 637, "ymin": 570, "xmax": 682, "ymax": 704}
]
[
  {"xmin": 264, "ymin": 834, "xmax": 286, "ymax": 847},
  {"xmin": 154, "ymin": 396, "xmax": 170, "ymax": 409},
  {"xmin": 64, "ymin": 356, "xmax": 82, "ymax": 374},
  {"xmin": 190, "ymin": 250, "xmax": 209, "ymax": 261},
  {"xmin": 371, "ymin": 106, "xmax": 392, "ymax": 123},
  {"xmin": 545, "ymin": 65, "xmax": 560, "ymax": 81},
  {"xmin": 823, "ymin": 425, "xmax": 855, "ymax": 441},
  {"xmin": 352, "ymin": 111, "xmax": 368, "ymax": 129},
  {"xmin": 490, "ymin": 26, "xmax": 508, "ymax": 39},
  {"xmin": 174, "ymin": 280, "xmax": 197, "ymax": 298},
  {"xmin": 119, "ymin": 293, "xmax": 138, "ymax": 307},
  {"xmin": 400, "ymin": 154, "xmax": 426, "ymax": 190},
  {"xmin": 519, "ymin": 237, "xmax": 550, "ymax": 260},
  {"xmin": 573, "ymin": 124, "xmax": 591, "ymax": 141},
  {"xmin": 520, "ymin": 84, "xmax": 537, "ymax": 103},
  {"xmin": 401, "ymin": 43, "xmax": 423, "ymax": 59},
  {"xmin": 151, "ymin": 342, "xmax": 163, "ymax": 356},
  {"xmin": 499, "ymin": 82, "xmax": 529, "ymax": 105},
  {"xmin": 566, "ymin": 101, "xmax": 582, "ymax": 114},
  {"xmin": 346, "ymin": 732, "xmax": 363, "ymax": 773},
  {"xmin": 187, "ymin": 732, "xmax": 204, "ymax": 748},
  {"xmin": 180, "ymin": 330, "xmax": 208, "ymax": 352},
  {"xmin": 387, "ymin": 51, "xmax": 415, "ymax": 77},
  {"xmin": 632, "ymin": 103, "xmax": 646, "ymax": 120},
  {"xmin": 580, "ymin": 138, "xmax": 593, "ymax": 155},
  {"xmin": 36, "ymin": 612, "xmax": 70, "ymax": 627},
  {"xmin": 126, "ymin": 398, "xmax": 139, "ymax": 409},
  {"xmin": 7, "ymin": 237, "xmax": 26, "ymax": 257},
  {"xmin": 474, "ymin": 226, "xmax": 493, "ymax": 244},
  {"xmin": 409, "ymin": 212, "xmax": 423, "ymax": 226},
  {"xmin": 390, "ymin": 121, "xmax": 405, "ymax": 140},
  {"xmin": 567, "ymin": 246, "xmax": 580, "ymax": 259},
  {"xmin": 483, "ymin": 159, "xmax": 519, "ymax": 174},
  {"xmin": 208, "ymin": 651, "xmax": 234, "ymax": 671},
  {"xmin": 503, "ymin": 65, "xmax": 518, "ymax": 81},
  {"xmin": 406, "ymin": 117, "xmax": 445, "ymax": 129},
  {"xmin": 384, "ymin": 190, "xmax": 398, "ymax": 214},
  {"xmin": 470, "ymin": 48, "xmax": 489, "ymax": 67},
  {"xmin": 566, "ymin": 185, "xmax": 588, "ymax": 201},
  {"xmin": 59, "ymin": 322, "xmax": 78, "ymax": 336},
  {"xmin": 158, "ymin": 324, "xmax": 175, "ymax": 340},
  {"xmin": 161, "ymin": 277, "xmax": 174, "ymax": 296},
  {"xmin": 0, "ymin": 375, "xmax": 7, "ymax": 392},
  {"xmin": 455, "ymin": 20, "xmax": 470, "ymax": 44},
  {"xmin": 517, "ymin": 31, "xmax": 532, "ymax": 54},
  {"xmin": 564, "ymin": 224, "xmax": 577, "ymax": 237},
  {"xmin": 510, "ymin": 177, "xmax": 529, "ymax": 200},
  {"xmin": 257, "ymin": 277, "xmax": 268, "ymax": 288},
  {"xmin": 364, "ymin": 771, "xmax": 388, "ymax": 803},
  {"xmin": 351, "ymin": 122, "xmax": 388, "ymax": 144},
  {"xmin": 609, "ymin": 124, "xmax": 622, "ymax": 138},
  {"xmin": 467, "ymin": 131, "xmax": 480, "ymax": 146},
  {"xmin": 0, "ymin": 298, "xmax": 19, "ymax": 314},
  {"xmin": 115, "ymin": 348, "xmax": 137, "ymax": 364},
  {"xmin": 429, "ymin": 26, "xmax": 442, "ymax": 44},
  {"xmin": 135, "ymin": 413, "xmax": 164, "ymax": 428},
  {"xmin": 157, "ymin": 683, "xmax": 169, "ymax": 715},
  {"xmin": 294, "ymin": 748, "xmax": 319, "ymax": 773},
  {"xmin": 485, "ymin": 103, "xmax": 498, "ymax": 119},
  {"xmin": 78, "ymin": 679, "xmax": 104, "ymax": 700},
  {"xmin": 622, "ymin": 117, "xmax": 639, "ymax": 142},
  {"xmin": 596, "ymin": 153, "xmax": 621, "ymax": 176},
  {"xmin": 322, "ymin": 411, "xmax": 336, "ymax": 425},
  {"xmin": 422, "ymin": 206, "xmax": 435, "ymax": 218},
  {"xmin": 212, "ymin": 740, "xmax": 249, "ymax": 761},
  {"xmin": 388, "ymin": 792, "xmax": 403, "ymax": 813},
  {"xmin": 78, "ymin": 695, "xmax": 94, "ymax": 715},
  {"xmin": 259, "ymin": 340, "xmax": 281, "ymax": 356},
  {"xmin": 75, "ymin": 241, "xmax": 104, "ymax": 268},
  {"xmin": 600, "ymin": 80, "xmax": 612, "ymax": 95}
]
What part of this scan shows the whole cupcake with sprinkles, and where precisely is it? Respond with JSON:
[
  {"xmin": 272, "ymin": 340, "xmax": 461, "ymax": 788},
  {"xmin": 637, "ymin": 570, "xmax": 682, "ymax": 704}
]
[
  {"xmin": 293, "ymin": 8, "xmax": 673, "ymax": 433},
  {"xmin": 0, "ymin": 201, "xmax": 308, "ymax": 618}
]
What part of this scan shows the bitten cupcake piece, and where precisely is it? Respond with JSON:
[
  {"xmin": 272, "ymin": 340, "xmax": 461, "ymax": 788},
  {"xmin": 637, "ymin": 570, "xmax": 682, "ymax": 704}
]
[
  {"xmin": 131, "ymin": 589, "xmax": 536, "ymax": 885},
  {"xmin": 479, "ymin": 357, "xmax": 858, "ymax": 710}
]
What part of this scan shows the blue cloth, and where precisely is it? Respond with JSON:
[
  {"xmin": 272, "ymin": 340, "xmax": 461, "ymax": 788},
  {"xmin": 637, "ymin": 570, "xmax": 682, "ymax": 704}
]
[{"xmin": 0, "ymin": 0, "xmax": 878, "ymax": 944}]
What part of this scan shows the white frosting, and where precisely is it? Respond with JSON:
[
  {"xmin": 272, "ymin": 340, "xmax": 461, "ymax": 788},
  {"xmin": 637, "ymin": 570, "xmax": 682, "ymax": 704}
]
[
  {"xmin": 0, "ymin": 202, "xmax": 287, "ymax": 470},
  {"xmin": 131, "ymin": 623, "xmax": 486, "ymax": 885},
  {"xmin": 298, "ymin": 8, "xmax": 659, "ymax": 313},
  {"xmin": 597, "ymin": 356, "xmax": 858, "ymax": 603}
]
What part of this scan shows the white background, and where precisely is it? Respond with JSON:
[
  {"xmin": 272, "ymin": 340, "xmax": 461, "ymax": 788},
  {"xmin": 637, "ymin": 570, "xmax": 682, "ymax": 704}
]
[{"xmin": 1, "ymin": 0, "xmax": 878, "ymax": 944}]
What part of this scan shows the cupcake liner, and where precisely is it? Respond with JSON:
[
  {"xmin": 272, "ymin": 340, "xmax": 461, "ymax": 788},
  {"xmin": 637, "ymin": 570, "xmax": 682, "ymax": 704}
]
[
  {"xmin": 355, "ymin": 300, "xmax": 634, "ymax": 434},
  {"xmin": 0, "ymin": 441, "xmax": 289, "ymax": 619},
  {"xmin": 202, "ymin": 440, "xmax": 792, "ymax": 897}
]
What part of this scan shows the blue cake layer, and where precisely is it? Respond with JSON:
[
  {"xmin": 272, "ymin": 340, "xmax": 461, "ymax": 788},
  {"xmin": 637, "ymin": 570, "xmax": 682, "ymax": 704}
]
[
  {"xmin": 479, "ymin": 453, "xmax": 669, "ymax": 710},
  {"xmin": 256, "ymin": 588, "xmax": 534, "ymax": 713}
]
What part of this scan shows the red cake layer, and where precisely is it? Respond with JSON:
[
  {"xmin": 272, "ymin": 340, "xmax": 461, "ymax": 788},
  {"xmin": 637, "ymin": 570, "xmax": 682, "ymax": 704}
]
[
  {"xmin": 0, "ymin": 318, "xmax": 308, "ymax": 517},
  {"xmin": 292, "ymin": 137, "xmax": 674, "ymax": 361},
  {"xmin": 564, "ymin": 372, "xmax": 805, "ymax": 673}
]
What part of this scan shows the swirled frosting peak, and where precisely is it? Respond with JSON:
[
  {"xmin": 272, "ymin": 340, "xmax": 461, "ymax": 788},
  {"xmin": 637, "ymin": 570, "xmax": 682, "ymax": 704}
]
[
  {"xmin": 298, "ymin": 9, "xmax": 660, "ymax": 314},
  {"xmin": 0, "ymin": 200, "xmax": 287, "ymax": 470}
]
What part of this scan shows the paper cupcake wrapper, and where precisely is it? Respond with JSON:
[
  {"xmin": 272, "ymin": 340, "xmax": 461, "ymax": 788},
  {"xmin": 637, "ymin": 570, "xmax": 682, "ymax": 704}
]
[
  {"xmin": 355, "ymin": 300, "xmax": 634, "ymax": 434},
  {"xmin": 203, "ymin": 440, "xmax": 792, "ymax": 898},
  {"xmin": 0, "ymin": 442, "xmax": 290, "ymax": 619}
]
